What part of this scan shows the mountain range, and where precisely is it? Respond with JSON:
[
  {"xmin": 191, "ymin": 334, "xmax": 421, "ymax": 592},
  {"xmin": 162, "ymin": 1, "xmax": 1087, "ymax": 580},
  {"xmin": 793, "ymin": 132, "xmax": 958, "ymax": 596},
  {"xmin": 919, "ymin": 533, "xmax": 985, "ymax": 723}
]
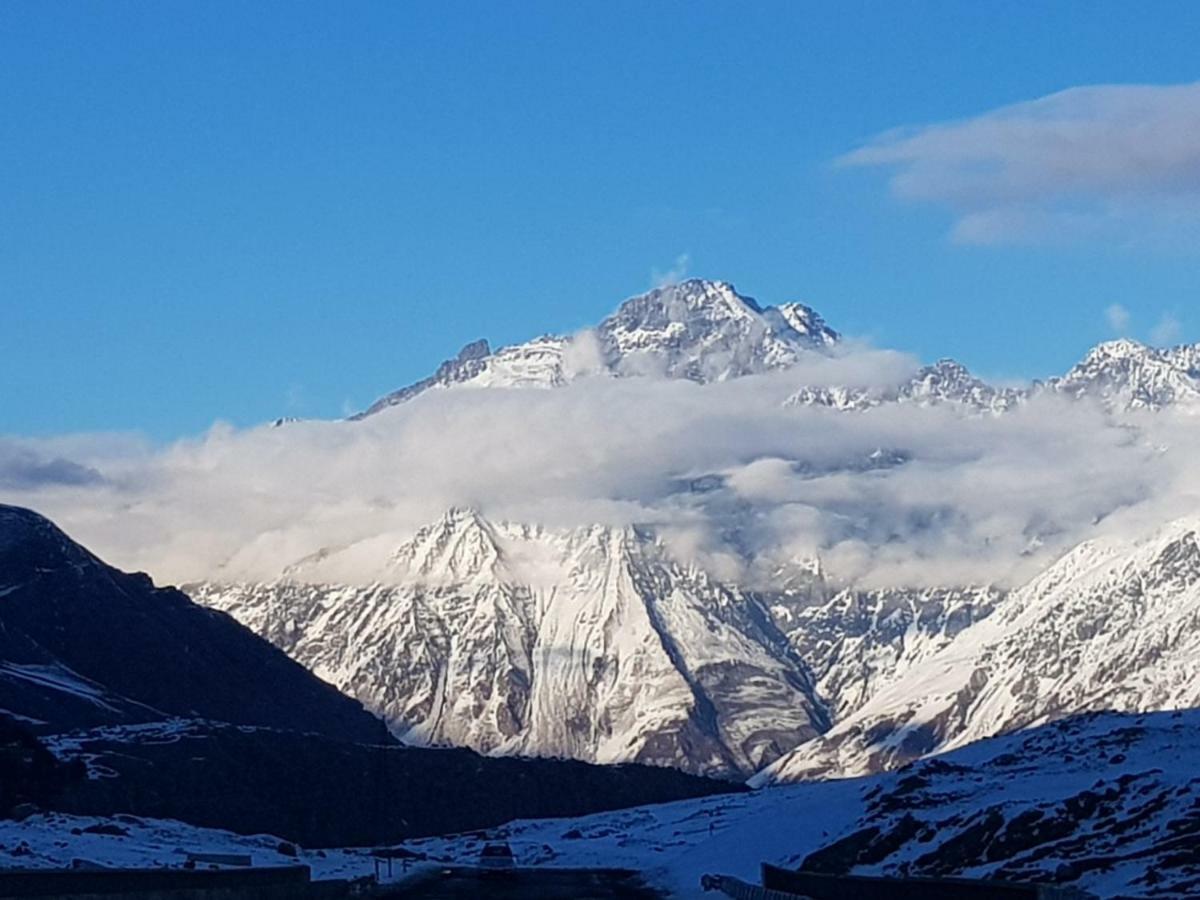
[
  {"xmin": 191, "ymin": 279, "xmax": 1200, "ymax": 789},
  {"xmin": 8, "ymin": 278, "xmax": 1200, "ymax": 895},
  {"xmin": 0, "ymin": 503, "xmax": 739, "ymax": 845}
]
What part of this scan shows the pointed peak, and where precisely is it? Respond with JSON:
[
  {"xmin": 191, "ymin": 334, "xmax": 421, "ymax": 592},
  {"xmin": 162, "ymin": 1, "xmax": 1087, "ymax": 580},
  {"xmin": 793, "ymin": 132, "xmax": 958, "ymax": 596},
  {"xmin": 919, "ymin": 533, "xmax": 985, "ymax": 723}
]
[
  {"xmin": 927, "ymin": 358, "xmax": 972, "ymax": 374},
  {"xmin": 0, "ymin": 504, "xmax": 97, "ymax": 573},
  {"xmin": 438, "ymin": 505, "xmax": 490, "ymax": 529},
  {"xmin": 775, "ymin": 302, "xmax": 839, "ymax": 344},
  {"xmin": 626, "ymin": 279, "xmax": 763, "ymax": 317},
  {"xmin": 455, "ymin": 338, "xmax": 491, "ymax": 362},
  {"xmin": 389, "ymin": 506, "xmax": 505, "ymax": 580},
  {"xmin": 1084, "ymin": 338, "xmax": 1153, "ymax": 361}
]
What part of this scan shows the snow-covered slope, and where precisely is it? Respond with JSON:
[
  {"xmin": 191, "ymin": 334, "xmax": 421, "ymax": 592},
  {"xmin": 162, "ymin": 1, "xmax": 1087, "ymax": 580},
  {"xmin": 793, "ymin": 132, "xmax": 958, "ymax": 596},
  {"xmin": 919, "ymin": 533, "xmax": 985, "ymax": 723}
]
[
  {"xmin": 758, "ymin": 517, "xmax": 1200, "ymax": 783},
  {"xmin": 402, "ymin": 709, "xmax": 1200, "ymax": 898},
  {"xmin": 354, "ymin": 279, "xmax": 839, "ymax": 417},
  {"xmin": 774, "ymin": 585, "xmax": 1003, "ymax": 722},
  {"xmin": 14, "ymin": 711, "xmax": 1200, "ymax": 897},
  {"xmin": 1048, "ymin": 340, "xmax": 1200, "ymax": 411},
  {"xmin": 786, "ymin": 359, "xmax": 1023, "ymax": 414},
  {"xmin": 787, "ymin": 342, "xmax": 1200, "ymax": 415},
  {"xmin": 191, "ymin": 508, "xmax": 830, "ymax": 779}
]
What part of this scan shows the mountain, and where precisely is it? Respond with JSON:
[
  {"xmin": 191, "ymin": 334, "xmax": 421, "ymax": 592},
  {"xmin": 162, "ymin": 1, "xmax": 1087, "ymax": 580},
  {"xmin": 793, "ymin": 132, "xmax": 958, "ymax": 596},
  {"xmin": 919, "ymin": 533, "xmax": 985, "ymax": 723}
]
[
  {"xmin": 1046, "ymin": 339, "xmax": 1200, "ymax": 411},
  {"xmin": 213, "ymin": 281, "xmax": 1200, "ymax": 785},
  {"xmin": 354, "ymin": 279, "xmax": 839, "ymax": 417},
  {"xmin": 341, "ymin": 709, "xmax": 1200, "ymax": 899},
  {"xmin": 11, "ymin": 710, "xmax": 1199, "ymax": 897},
  {"xmin": 190, "ymin": 504, "xmax": 1011, "ymax": 784},
  {"xmin": 40, "ymin": 718, "xmax": 735, "ymax": 847},
  {"xmin": 786, "ymin": 358, "xmax": 1024, "ymax": 414},
  {"xmin": 788, "ymin": 341, "xmax": 1200, "ymax": 415},
  {"xmin": 0, "ymin": 504, "xmax": 388, "ymax": 742},
  {"xmin": 190, "ymin": 508, "xmax": 831, "ymax": 779},
  {"xmin": 792, "ymin": 710, "xmax": 1200, "ymax": 897},
  {"xmin": 772, "ymin": 585, "xmax": 1004, "ymax": 723},
  {"xmin": 756, "ymin": 516, "xmax": 1200, "ymax": 784},
  {"xmin": 0, "ymin": 505, "xmax": 738, "ymax": 845}
]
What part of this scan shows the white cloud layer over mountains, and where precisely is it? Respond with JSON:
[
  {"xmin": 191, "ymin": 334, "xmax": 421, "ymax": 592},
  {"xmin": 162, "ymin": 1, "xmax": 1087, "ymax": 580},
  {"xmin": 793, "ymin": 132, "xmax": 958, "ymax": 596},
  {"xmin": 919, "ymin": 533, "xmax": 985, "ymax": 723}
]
[
  {"xmin": 3, "ymin": 340, "xmax": 1198, "ymax": 592},
  {"xmin": 841, "ymin": 81, "xmax": 1200, "ymax": 245}
]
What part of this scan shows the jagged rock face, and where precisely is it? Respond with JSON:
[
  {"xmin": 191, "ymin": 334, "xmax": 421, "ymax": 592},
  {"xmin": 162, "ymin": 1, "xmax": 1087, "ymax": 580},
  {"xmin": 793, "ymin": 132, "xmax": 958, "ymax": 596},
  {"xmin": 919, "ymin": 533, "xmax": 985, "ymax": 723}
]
[
  {"xmin": 787, "ymin": 359, "xmax": 1024, "ymax": 415},
  {"xmin": 191, "ymin": 509, "xmax": 830, "ymax": 779},
  {"xmin": 1048, "ymin": 340, "xmax": 1200, "ymax": 411},
  {"xmin": 773, "ymin": 586, "xmax": 1003, "ymax": 721},
  {"xmin": 757, "ymin": 518, "xmax": 1200, "ymax": 784},
  {"xmin": 788, "ymin": 342, "xmax": 1200, "ymax": 416},
  {"xmin": 354, "ymin": 280, "xmax": 839, "ymax": 417},
  {"xmin": 597, "ymin": 280, "xmax": 837, "ymax": 381},
  {"xmin": 0, "ymin": 505, "xmax": 389, "ymax": 743}
]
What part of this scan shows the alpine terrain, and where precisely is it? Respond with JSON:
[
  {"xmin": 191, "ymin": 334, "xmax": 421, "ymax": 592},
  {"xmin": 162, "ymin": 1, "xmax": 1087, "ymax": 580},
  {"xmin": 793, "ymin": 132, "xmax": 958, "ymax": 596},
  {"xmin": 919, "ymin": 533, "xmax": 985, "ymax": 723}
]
[{"xmin": 191, "ymin": 279, "xmax": 1200, "ymax": 794}]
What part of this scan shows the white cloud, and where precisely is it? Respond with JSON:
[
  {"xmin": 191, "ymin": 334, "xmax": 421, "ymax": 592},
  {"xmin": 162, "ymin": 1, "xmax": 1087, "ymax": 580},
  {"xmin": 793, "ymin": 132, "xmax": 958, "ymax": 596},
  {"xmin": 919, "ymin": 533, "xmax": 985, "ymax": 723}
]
[
  {"xmin": 1150, "ymin": 313, "xmax": 1182, "ymax": 346},
  {"xmin": 651, "ymin": 253, "xmax": 691, "ymax": 287},
  {"xmin": 840, "ymin": 82, "xmax": 1200, "ymax": 245},
  {"xmin": 1105, "ymin": 303, "xmax": 1132, "ymax": 335},
  {"xmin": 3, "ymin": 349, "xmax": 1197, "ymax": 594}
]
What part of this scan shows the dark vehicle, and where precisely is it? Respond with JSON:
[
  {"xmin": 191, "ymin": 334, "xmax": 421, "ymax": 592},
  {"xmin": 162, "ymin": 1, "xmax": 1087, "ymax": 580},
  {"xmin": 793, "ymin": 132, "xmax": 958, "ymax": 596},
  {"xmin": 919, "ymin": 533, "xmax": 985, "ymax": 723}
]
[{"xmin": 479, "ymin": 842, "xmax": 516, "ymax": 870}]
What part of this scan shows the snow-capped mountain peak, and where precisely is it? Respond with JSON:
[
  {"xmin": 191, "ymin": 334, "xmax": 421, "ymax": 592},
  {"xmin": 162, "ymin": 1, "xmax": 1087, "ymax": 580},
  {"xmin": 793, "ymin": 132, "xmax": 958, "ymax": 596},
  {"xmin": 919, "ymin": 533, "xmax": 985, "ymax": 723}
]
[
  {"xmin": 784, "ymin": 357, "xmax": 1022, "ymax": 414},
  {"xmin": 774, "ymin": 301, "xmax": 838, "ymax": 345},
  {"xmin": 354, "ymin": 279, "xmax": 840, "ymax": 416},
  {"xmin": 190, "ymin": 508, "xmax": 831, "ymax": 778},
  {"xmin": 1049, "ymin": 338, "xmax": 1200, "ymax": 411},
  {"xmin": 388, "ymin": 506, "xmax": 506, "ymax": 582}
]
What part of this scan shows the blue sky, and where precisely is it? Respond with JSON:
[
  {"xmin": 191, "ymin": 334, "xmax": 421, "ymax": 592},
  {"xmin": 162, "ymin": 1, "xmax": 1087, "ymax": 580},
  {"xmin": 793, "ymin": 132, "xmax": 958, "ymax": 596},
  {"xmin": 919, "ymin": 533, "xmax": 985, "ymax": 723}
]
[{"xmin": 3, "ymin": 1, "xmax": 1199, "ymax": 439}]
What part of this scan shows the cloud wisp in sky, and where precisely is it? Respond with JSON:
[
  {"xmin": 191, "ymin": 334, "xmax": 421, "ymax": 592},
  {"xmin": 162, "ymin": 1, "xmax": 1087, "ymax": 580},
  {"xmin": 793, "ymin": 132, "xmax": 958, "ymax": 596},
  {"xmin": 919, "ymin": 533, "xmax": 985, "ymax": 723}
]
[
  {"xmin": 3, "ymin": 343, "xmax": 1198, "ymax": 593},
  {"xmin": 840, "ymin": 82, "xmax": 1200, "ymax": 246}
]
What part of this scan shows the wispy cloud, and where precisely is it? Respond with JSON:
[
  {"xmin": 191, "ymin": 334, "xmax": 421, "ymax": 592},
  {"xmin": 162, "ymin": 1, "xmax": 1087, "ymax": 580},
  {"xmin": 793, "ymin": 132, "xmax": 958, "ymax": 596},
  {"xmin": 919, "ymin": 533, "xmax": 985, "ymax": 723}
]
[
  {"xmin": 1151, "ymin": 312, "xmax": 1183, "ymax": 346},
  {"xmin": 651, "ymin": 253, "xmax": 691, "ymax": 287},
  {"xmin": 4, "ymin": 344, "xmax": 1198, "ymax": 594},
  {"xmin": 1105, "ymin": 303, "xmax": 1132, "ymax": 335},
  {"xmin": 839, "ymin": 82, "xmax": 1200, "ymax": 246}
]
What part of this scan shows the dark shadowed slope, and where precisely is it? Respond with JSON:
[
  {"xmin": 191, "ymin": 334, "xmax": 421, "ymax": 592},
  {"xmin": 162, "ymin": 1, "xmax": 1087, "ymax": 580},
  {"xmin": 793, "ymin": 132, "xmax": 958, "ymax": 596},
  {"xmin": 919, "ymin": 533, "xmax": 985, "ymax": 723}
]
[{"xmin": 0, "ymin": 503, "xmax": 392, "ymax": 742}]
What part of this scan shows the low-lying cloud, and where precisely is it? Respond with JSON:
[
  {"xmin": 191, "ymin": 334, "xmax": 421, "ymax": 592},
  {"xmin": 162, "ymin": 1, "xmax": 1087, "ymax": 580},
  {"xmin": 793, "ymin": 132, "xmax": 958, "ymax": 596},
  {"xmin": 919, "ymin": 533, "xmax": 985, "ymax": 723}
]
[
  {"xmin": 3, "ymin": 344, "xmax": 1198, "ymax": 593},
  {"xmin": 840, "ymin": 82, "xmax": 1200, "ymax": 246}
]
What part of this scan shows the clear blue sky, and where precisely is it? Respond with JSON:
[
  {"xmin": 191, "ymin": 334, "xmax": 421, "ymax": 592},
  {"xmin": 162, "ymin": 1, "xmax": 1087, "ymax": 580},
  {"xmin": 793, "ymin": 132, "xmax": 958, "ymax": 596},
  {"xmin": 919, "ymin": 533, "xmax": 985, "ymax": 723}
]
[{"xmin": 4, "ymin": 1, "xmax": 1199, "ymax": 438}]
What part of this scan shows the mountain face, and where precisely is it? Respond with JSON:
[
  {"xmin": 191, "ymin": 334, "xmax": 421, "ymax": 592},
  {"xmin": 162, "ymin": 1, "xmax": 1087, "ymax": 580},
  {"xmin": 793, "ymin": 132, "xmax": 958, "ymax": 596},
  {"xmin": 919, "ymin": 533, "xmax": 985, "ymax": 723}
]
[
  {"xmin": 756, "ymin": 517, "xmax": 1200, "ymax": 785},
  {"xmin": 0, "ymin": 505, "xmax": 388, "ymax": 742},
  {"xmin": 190, "ymin": 502, "xmax": 1009, "ymax": 785},
  {"xmin": 212, "ymin": 282, "xmax": 1200, "ymax": 786},
  {"xmin": 0, "ymin": 505, "xmax": 737, "ymax": 845},
  {"xmin": 786, "ymin": 359, "xmax": 1024, "ymax": 414},
  {"xmin": 353, "ymin": 278, "xmax": 1198, "ymax": 420},
  {"xmin": 191, "ymin": 509, "xmax": 830, "ymax": 779},
  {"xmin": 772, "ymin": 585, "xmax": 1004, "ymax": 723},
  {"xmin": 326, "ymin": 708, "xmax": 1194, "ymax": 900},
  {"xmin": 793, "ymin": 710, "xmax": 1200, "ymax": 898},
  {"xmin": 16, "ymin": 710, "xmax": 1196, "ymax": 897},
  {"xmin": 354, "ymin": 279, "xmax": 839, "ymax": 417},
  {"xmin": 1047, "ymin": 339, "xmax": 1200, "ymax": 411}
]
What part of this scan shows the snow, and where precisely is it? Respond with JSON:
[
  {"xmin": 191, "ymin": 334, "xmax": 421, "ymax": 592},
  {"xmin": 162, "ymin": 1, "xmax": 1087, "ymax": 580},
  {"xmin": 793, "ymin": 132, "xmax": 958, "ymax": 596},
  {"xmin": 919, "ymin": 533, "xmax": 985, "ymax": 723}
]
[
  {"xmin": 10, "ymin": 711, "xmax": 1199, "ymax": 898},
  {"xmin": 0, "ymin": 663, "xmax": 120, "ymax": 712},
  {"xmin": 190, "ymin": 511, "xmax": 827, "ymax": 778},
  {"xmin": 355, "ymin": 279, "xmax": 840, "ymax": 416},
  {"xmin": 759, "ymin": 515, "xmax": 1200, "ymax": 784}
]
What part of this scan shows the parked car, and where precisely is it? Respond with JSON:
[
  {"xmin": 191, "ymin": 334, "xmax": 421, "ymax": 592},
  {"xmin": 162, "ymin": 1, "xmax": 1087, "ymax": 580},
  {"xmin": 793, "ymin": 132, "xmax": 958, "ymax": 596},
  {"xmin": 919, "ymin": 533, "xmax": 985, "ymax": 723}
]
[{"xmin": 478, "ymin": 842, "xmax": 516, "ymax": 870}]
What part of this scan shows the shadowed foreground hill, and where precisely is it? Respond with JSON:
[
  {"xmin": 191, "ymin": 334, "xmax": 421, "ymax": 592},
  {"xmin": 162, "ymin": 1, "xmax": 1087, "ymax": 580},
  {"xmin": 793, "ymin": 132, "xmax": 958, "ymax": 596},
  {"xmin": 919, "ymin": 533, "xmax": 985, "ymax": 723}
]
[
  {"xmin": 0, "ymin": 504, "xmax": 389, "ymax": 742},
  {"xmin": 46, "ymin": 719, "xmax": 736, "ymax": 847}
]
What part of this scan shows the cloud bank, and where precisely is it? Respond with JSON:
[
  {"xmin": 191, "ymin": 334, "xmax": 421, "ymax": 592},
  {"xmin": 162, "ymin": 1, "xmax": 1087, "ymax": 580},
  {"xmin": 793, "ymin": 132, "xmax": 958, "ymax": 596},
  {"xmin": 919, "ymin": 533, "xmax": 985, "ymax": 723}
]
[
  {"xmin": 3, "ymin": 344, "xmax": 1198, "ymax": 593},
  {"xmin": 840, "ymin": 82, "xmax": 1200, "ymax": 245}
]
